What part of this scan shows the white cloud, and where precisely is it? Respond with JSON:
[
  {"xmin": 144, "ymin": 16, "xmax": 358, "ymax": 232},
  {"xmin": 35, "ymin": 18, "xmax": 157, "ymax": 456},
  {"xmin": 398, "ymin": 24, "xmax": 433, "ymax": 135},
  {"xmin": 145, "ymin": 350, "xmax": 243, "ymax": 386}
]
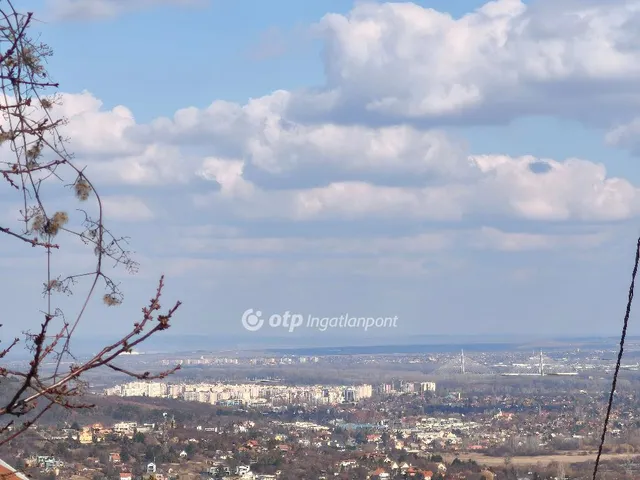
[
  {"xmin": 12, "ymin": 0, "xmax": 640, "ymax": 271},
  {"xmin": 16, "ymin": 92, "xmax": 194, "ymax": 186},
  {"xmin": 43, "ymin": 90, "xmax": 474, "ymax": 184},
  {"xmin": 88, "ymin": 144, "xmax": 193, "ymax": 186},
  {"xmin": 193, "ymin": 155, "xmax": 640, "ymax": 222},
  {"xmin": 290, "ymin": 181, "xmax": 467, "ymax": 221},
  {"xmin": 470, "ymin": 155, "xmax": 639, "ymax": 221},
  {"xmin": 58, "ymin": 92, "xmax": 139, "ymax": 156},
  {"xmin": 133, "ymin": 91, "xmax": 475, "ymax": 179},
  {"xmin": 247, "ymin": 123, "xmax": 472, "ymax": 178},
  {"xmin": 284, "ymin": 0, "xmax": 640, "ymax": 126},
  {"xmin": 30, "ymin": 90, "xmax": 639, "ymax": 224},
  {"xmin": 197, "ymin": 158, "xmax": 255, "ymax": 198}
]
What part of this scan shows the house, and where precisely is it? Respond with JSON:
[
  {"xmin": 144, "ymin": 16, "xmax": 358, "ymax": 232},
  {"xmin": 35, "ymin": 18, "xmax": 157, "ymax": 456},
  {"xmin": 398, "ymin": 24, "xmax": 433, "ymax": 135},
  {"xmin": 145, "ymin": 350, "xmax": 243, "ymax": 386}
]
[
  {"xmin": 406, "ymin": 467, "xmax": 419, "ymax": 477},
  {"xmin": 78, "ymin": 428, "xmax": 93, "ymax": 444},
  {"xmin": 236, "ymin": 465, "xmax": 251, "ymax": 475},
  {"xmin": 147, "ymin": 462, "xmax": 157, "ymax": 473},
  {"xmin": 33, "ymin": 456, "xmax": 61, "ymax": 471},
  {"xmin": 480, "ymin": 470, "xmax": 495, "ymax": 480},
  {"xmin": 245, "ymin": 440, "xmax": 259, "ymax": 449},
  {"xmin": 179, "ymin": 450, "xmax": 188, "ymax": 459},
  {"xmin": 371, "ymin": 468, "xmax": 390, "ymax": 479},
  {"xmin": 113, "ymin": 422, "xmax": 138, "ymax": 437},
  {"xmin": 109, "ymin": 453, "xmax": 121, "ymax": 463},
  {"xmin": 0, "ymin": 459, "xmax": 30, "ymax": 480},
  {"xmin": 120, "ymin": 472, "xmax": 133, "ymax": 480},
  {"xmin": 91, "ymin": 423, "xmax": 107, "ymax": 441},
  {"xmin": 208, "ymin": 465, "xmax": 232, "ymax": 476},
  {"xmin": 339, "ymin": 460, "xmax": 358, "ymax": 469}
]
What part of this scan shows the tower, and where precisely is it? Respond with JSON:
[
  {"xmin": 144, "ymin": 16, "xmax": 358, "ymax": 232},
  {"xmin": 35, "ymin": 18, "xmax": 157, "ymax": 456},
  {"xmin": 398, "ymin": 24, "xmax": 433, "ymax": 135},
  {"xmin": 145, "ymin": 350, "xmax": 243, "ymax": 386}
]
[{"xmin": 461, "ymin": 349, "xmax": 466, "ymax": 375}]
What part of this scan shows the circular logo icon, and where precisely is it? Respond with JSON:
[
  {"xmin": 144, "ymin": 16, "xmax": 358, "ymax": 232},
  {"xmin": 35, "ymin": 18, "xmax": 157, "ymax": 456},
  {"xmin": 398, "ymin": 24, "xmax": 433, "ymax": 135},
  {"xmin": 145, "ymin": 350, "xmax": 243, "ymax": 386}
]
[{"xmin": 241, "ymin": 308, "xmax": 264, "ymax": 332}]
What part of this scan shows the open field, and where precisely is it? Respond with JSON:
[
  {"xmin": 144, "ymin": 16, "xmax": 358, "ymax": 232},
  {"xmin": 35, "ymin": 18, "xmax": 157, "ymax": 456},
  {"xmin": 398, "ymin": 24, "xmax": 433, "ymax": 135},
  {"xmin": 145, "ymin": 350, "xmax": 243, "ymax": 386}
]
[{"xmin": 446, "ymin": 452, "xmax": 639, "ymax": 467}]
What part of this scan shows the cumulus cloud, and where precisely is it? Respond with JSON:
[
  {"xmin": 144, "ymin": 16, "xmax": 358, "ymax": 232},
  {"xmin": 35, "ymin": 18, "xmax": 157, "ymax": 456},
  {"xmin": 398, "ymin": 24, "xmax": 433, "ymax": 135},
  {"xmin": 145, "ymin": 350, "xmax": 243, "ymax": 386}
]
[
  {"xmin": 33, "ymin": 90, "xmax": 640, "ymax": 226},
  {"xmin": 197, "ymin": 158, "xmax": 255, "ymax": 198},
  {"xmin": 20, "ymin": 0, "xmax": 640, "ymax": 267},
  {"xmin": 49, "ymin": 91, "xmax": 475, "ymax": 185},
  {"xmin": 283, "ymin": 0, "xmax": 640, "ymax": 126},
  {"xmin": 132, "ymin": 92, "xmax": 475, "ymax": 181},
  {"xmin": 46, "ymin": 0, "xmax": 207, "ymax": 21},
  {"xmin": 88, "ymin": 145, "xmax": 193, "ymax": 185},
  {"xmin": 58, "ymin": 92, "xmax": 140, "ymax": 156},
  {"xmin": 193, "ymin": 155, "xmax": 640, "ymax": 222}
]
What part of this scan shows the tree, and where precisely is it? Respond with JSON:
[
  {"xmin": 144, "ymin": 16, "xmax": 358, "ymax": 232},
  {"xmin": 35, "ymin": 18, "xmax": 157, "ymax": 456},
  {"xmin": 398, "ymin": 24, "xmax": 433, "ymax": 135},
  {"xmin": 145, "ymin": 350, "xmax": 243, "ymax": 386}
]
[
  {"xmin": 120, "ymin": 448, "xmax": 130, "ymax": 463},
  {"xmin": 54, "ymin": 440, "xmax": 68, "ymax": 457},
  {"xmin": 185, "ymin": 443, "xmax": 195, "ymax": 455},
  {"xmin": 0, "ymin": 2, "xmax": 181, "ymax": 445}
]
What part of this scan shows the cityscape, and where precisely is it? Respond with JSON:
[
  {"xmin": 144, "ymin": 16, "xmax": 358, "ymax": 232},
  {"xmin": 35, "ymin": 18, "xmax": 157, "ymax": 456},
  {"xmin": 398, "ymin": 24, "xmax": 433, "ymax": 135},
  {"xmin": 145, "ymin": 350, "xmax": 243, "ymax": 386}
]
[
  {"xmin": 3, "ymin": 340, "xmax": 640, "ymax": 479},
  {"xmin": 1, "ymin": 0, "xmax": 640, "ymax": 479},
  {"xmin": 104, "ymin": 381, "xmax": 377, "ymax": 405}
]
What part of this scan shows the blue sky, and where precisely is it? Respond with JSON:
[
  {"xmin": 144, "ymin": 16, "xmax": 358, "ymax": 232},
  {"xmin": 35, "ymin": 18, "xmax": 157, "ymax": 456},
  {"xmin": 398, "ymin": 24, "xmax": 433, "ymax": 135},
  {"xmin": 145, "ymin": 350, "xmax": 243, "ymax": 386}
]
[{"xmin": 4, "ymin": 0, "xmax": 640, "ymax": 346}]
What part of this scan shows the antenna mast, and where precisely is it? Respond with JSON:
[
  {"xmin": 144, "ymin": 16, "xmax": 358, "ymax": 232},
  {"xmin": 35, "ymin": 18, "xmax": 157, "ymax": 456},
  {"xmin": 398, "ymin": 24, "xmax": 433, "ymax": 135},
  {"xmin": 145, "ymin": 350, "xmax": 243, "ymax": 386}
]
[{"xmin": 539, "ymin": 350, "xmax": 544, "ymax": 376}]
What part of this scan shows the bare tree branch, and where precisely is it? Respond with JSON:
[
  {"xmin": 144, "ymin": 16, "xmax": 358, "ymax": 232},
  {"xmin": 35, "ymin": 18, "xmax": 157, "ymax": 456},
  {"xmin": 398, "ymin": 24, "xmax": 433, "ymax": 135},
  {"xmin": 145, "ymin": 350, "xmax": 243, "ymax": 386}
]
[{"xmin": 0, "ymin": 1, "xmax": 181, "ymax": 446}]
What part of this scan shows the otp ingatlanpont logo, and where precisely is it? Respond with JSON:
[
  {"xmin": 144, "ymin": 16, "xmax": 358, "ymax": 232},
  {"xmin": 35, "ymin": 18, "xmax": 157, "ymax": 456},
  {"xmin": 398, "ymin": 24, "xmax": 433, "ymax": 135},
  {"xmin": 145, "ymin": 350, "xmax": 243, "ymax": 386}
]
[{"xmin": 241, "ymin": 308, "xmax": 264, "ymax": 331}]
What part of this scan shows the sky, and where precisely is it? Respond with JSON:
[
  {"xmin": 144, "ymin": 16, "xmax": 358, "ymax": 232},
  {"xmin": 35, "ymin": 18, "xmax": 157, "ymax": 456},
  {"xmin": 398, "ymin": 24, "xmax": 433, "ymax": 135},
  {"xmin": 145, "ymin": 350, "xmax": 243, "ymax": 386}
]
[{"xmin": 3, "ymin": 0, "xmax": 640, "ymax": 347}]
